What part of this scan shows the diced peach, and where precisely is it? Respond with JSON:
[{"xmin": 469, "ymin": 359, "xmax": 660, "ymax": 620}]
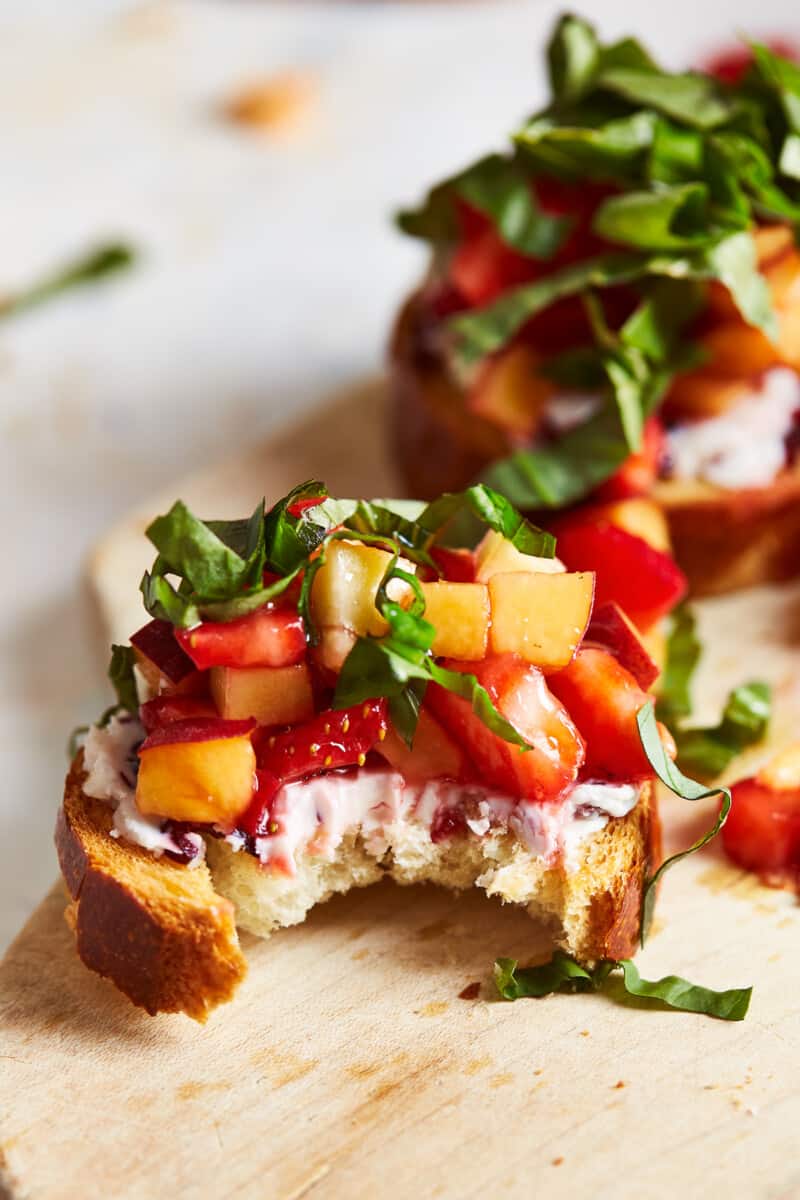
[
  {"xmin": 475, "ymin": 530, "xmax": 565, "ymax": 583},
  {"xmin": 136, "ymin": 727, "xmax": 256, "ymax": 825},
  {"xmin": 755, "ymin": 224, "xmax": 795, "ymax": 267},
  {"xmin": 640, "ymin": 623, "xmax": 667, "ymax": 675},
  {"xmin": 664, "ymin": 372, "xmax": 753, "ymax": 421},
  {"xmin": 469, "ymin": 345, "xmax": 554, "ymax": 439},
  {"xmin": 210, "ymin": 662, "xmax": 314, "ymax": 727},
  {"xmin": 488, "ymin": 571, "xmax": 594, "ymax": 669},
  {"xmin": 699, "ymin": 322, "xmax": 780, "ymax": 378},
  {"xmin": 419, "ymin": 581, "xmax": 489, "ymax": 659},
  {"xmin": 757, "ymin": 744, "xmax": 800, "ymax": 791},
  {"xmin": 766, "ymin": 246, "xmax": 800, "ymax": 310},
  {"xmin": 310, "ymin": 540, "xmax": 413, "ymax": 637},
  {"xmin": 312, "ymin": 625, "xmax": 358, "ymax": 675},
  {"xmin": 377, "ymin": 709, "xmax": 471, "ymax": 784},
  {"xmin": 777, "ymin": 301, "xmax": 800, "ymax": 369},
  {"xmin": 592, "ymin": 498, "xmax": 671, "ymax": 554}
]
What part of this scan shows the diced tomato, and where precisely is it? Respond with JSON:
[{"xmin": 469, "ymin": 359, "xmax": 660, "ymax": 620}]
[
  {"xmin": 595, "ymin": 418, "xmax": 666, "ymax": 501},
  {"xmin": 430, "ymin": 546, "xmax": 476, "ymax": 583},
  {"xmin": 547, "ymin": 646, "xmax": 666, "ymax": 781},
  {"xmin": 722, "ymin": 777, "xmax": 800, "ymax": 875},
  {"xmin": 377, "ymin": 708, "xmax": 473, "ymax": 785},
  {"xmin": 177, "ymin": 605, "xmax": 307, "ymax": 670},
  {"xmin": 130, "ymin": 618, "xmax": 195, "ymax": 684},
  {"xmin": 553, "ymin": 518, "xmax": 687, "ymax": 630},
  {"xmin": 426, "ymin": 654, "xmax": 585, "ymax": 802},
  {"xmin": 256, "ymin": 699, "xmax": 388, "ymax": 784},
  {"xmin": 704, "ymin": 39, "xmax": 799, "ymax": 85},
  {"xmin": 140, "ymin": 694, "xmax": 219, "ymax": 734}
]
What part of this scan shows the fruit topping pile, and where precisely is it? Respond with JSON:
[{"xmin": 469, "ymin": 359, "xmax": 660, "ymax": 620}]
[{"xmin": 96, "ymin": 482, "xmax": 678, "ymax": 857}]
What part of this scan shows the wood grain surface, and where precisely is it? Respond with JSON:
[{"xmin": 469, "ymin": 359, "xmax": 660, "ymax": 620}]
[{"xmin": 2, "ymin": 382, "xmax": 800, "ymax": 1200}]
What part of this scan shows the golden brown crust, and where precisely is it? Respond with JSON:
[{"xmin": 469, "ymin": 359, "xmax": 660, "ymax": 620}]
[
  {"xmin": 389, "ymin": 293, "xmax": 511, "ymax": 499},
  {"xmin": 56, "ymin": 757, "xmax": 247, "ymax": 1021},
  {"xmin": 653, "ymin": 470, "xmax": 800, "ymax": 596},
  {"xmin": 579, "ymin": 780, "xmax": 660, "ymax": 962},
  {"xmin": 390, "ymin": 291, "xmax": 800, "ymax": 596}
]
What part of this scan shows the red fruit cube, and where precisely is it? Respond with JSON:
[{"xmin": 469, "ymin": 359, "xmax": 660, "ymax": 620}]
[
  {"xmin": 722, "ymin": 777, "xmax": 800, "ymax": 875},
  {"xmin": 177, "ymin": 605, "xmax": 307, "ymax": 670},
  {"xmin": 554, "ymin": 518, "xmax": 687, "ymax": 631},
  {"xmin": 595, "ymin": 418, "xmax": 666, "ymax": 501},
  {"xmin": 547, "ymin": 646, "xmax": 657, "ymax": 781},
  {"xmin": 256, "ymin": 700, "xmax": 388, "ymax": 784},
  {"xmin": 426, "ymin": 654, "xmax": 585, "ymax": 803}
]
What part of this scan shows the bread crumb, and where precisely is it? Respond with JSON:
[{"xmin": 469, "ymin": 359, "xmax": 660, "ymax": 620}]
[
  {"xmin": 552, "ymin": 1157, "xmax": 564, "ymax": 1167},
  {"xmin": 579, "ymin": 1029, "xmax": 590, "ymax": 1037},
  {"xmin": 459, "ymin": 981, "xmax": 481, "ymax": 1000},
  {"xmin": 224, "ymin": 73, "xmax": 315, "ymax": 134},
  {"xmin": 419, "ymin": 1001, "xmax": 448, "ymax": 1017},
  {"xmin": 613, "ymin": 1080, "xmax": 626, "ymax": 1089}
]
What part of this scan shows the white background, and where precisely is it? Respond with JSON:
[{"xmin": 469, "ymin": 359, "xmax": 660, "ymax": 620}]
[{"xmin": 1, "ymin": 0, "xmax": 797, "ymax": 950}]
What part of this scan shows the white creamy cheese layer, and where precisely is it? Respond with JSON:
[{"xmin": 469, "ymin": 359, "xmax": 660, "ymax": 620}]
[
  {"xmin": 247, "ymin": 771, "xmax": 639, "ymax": 875},
  {"xmin": 666, "ymin": 366, "xmax": 800, "ymax": 489},
  {"xmin": 82, "ymin": 717, "xmax": 640, "ymax": 875},
  {"xmin": 82, "ymin": 715, "xmax": 205, "ymax": 863}
]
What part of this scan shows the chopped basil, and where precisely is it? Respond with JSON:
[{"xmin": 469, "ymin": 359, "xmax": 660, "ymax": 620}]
[
  {"xmin": 656, "ymin": 606, "xmax": 771, "ymax": 776},
  {"xmin": 0, "ymin": 242, "xmax": 135, "ymax": 319},
  {"xmin": 108, "ymin": 644, "xmax": 139, "ymax": 714},
  {"xmin": 397, "ymin": 154, "xmax": 571, "ymax": 258},
  {"xmin": 637, "ymin": 701, "xmax": 733, "ymax": 939},
  {"xmin": 494, "ymin": 952, "xmax": 751, "ymax": 1021},
  {"xmin": 656, "ymin": 604, "xmax": 702, "ymax": 724},
  {"xmin": 334, "ymin": 557, "xmax": 530, "ymax": 750}
]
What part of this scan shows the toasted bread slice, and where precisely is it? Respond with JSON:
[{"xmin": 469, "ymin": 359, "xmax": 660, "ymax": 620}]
[
  {"xmin": 57, "ymin": 755, "xmax": 658, "ymax": 1018},
  {"xmin": 389, "ymin": 294, "xmax": 800, "ymax": 596},
  {"xmin": 56, "ymin": 757, "xmax": 247, "ymax": 1021}
]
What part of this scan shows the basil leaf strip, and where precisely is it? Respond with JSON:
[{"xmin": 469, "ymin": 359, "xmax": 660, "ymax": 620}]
[
  {"xmin": 108, "ymin": 644, "xmax": 138, "ymax": 714},
  {"xmin": 674, "ymin": 682, "xmax": 772, "ymax": 779},
  {"xmin": 637, "ymin": 701, "xmax": 732, "ymax": 941},
  {"xmin": 656, "ymin": 604, "xmax": 702, "ymax": 724},
  {"xmin": 494, "ymin": 953, "xmax": 752, "ymax": 1021},
  {"xmin": 0, "ymin": 242, "xmax": 135, "ymax": 319}
]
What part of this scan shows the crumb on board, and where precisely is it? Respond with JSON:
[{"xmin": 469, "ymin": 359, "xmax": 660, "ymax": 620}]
[
  {"xmin": 552, "ymin": 1156, "xmax": 564, "ymax": 1167},
  {"xmin": 613, "ymin": 1080, "xmax": 626, "ymax": 1090},
  {"xmin": 458, "ymin": 981, "xmax": 481, "ymax": 1000},
  {"xmin": 224, "ymin": 73, "xmax": 315, "ymax": 133}
]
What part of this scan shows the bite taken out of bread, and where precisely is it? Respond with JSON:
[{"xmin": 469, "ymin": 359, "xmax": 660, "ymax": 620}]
[{"xmin": 56, "ymin": 482, "xmax": 674, "ymax": 1020}]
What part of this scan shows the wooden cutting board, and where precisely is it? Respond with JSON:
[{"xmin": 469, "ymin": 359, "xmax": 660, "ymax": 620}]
[{"xmin": 2, "ymin": 383, "xmax": 800, "ymax": 1200}]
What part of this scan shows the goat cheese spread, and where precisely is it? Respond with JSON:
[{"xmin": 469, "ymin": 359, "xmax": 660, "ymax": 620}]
[{"xmin": 666, "ymin": 367, "xmax": 800, "ymax": 489}]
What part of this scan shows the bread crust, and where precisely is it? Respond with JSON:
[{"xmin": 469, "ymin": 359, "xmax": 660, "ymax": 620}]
[
  {"xmin": 56, "ymin": 758, "xmax": 658, "ymax": 1016},
  {"xmin": 389, "ymin": 292, "xmax": 800, "ymax": 596},
  {"xmin": 577, "ymin": 780, "xmax": 660, "ymax": 962},
  {"xmin": 56, "ymin": 757, "xmax": 247, "ymax": 1021}
]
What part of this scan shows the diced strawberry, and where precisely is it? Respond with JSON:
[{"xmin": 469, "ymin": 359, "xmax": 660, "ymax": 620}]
[
  {"xmin": 130, "ymin": 618, "xmax": 195, "ymax": 684},
  {"xmin": 426, "ymin": 654, "xmax": 585, "ymax": 802},
  {"xmin": 256, "ymin": 699, "xmax": 388, "ymax": 784},
  {"xmin": 237, "ymin": 769, "xmax": 282, "ymax": 839},
  {"xmin": 140, "ymin": 694, "xmax": 219, "ymax": 734},
  {"xmin": 722, "ymin": 777, "xmax": 800, "ymax": 875},
  {"xmin": 177, "ymin": 605, "xmax": 306, "ymax": 670},
  {"xmin": 547, "ymin": 646, "xmax": 664, "ymax": 780},
  {"xmin": 595, "ymin": 418, "xmax": 666, "ymax": 501},
  {"xmin": 704, "ymin": 39, "xmax": 799, "ymax": 85},
  {"xmin": 430, "ymin": 546, "xmax": 477, "ymax": 583},
  {"xmin": 554, "ymin": 518, "xmax": 687, "ymax": 630},
  {"xmin": 286, "ymin": 495, "xmax": 325, "ymax": 518},
  {"xmin": 377, "ymin": 708, "xmax": 473, "ymax": 785},
  {"xmin": 450, "ymin": 226, "xmax": 536, "ymax": 307}
]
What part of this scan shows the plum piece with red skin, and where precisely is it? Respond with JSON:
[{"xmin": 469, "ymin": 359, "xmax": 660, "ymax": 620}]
[{"xmin": 130, "ymin": 618, "xmax": 196, "ymax": 684}]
